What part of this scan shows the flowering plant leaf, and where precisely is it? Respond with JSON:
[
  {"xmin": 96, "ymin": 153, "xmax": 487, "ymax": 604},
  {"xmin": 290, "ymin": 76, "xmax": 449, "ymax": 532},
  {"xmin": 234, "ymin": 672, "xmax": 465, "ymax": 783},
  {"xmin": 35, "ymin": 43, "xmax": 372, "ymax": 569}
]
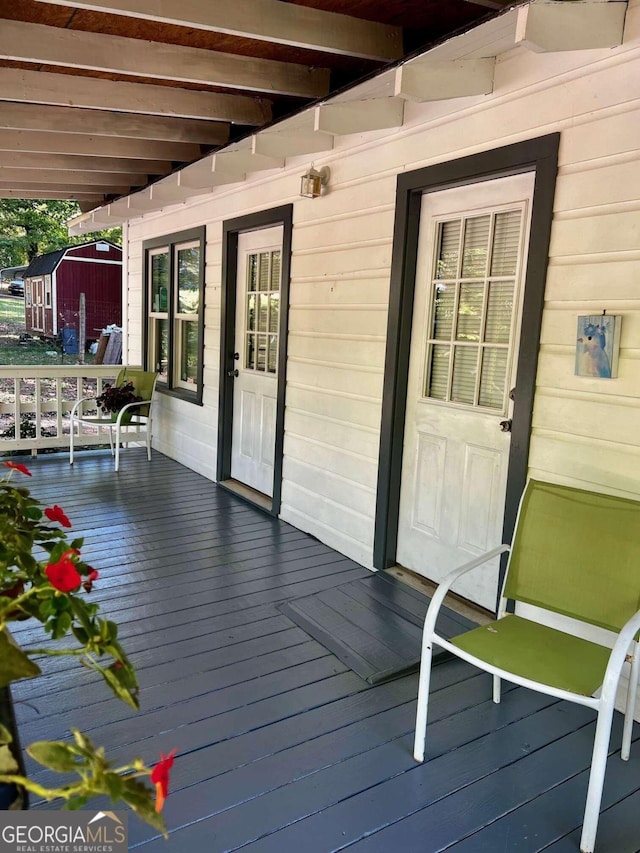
[
  {"xmin": 0, "ymin": 629, "xmax": 41, "ymax": 685},
  {"xmin": 27, "ymin": 741, "xmax": 88, "ymax": 773},
  {"xmin": 0, "ymin": 744, "xmax": 18, "ymax": 776},
  {"xmin": 1, "ymin": 730, "xmax": 168, "ymax": 837},
  {"xmin": 96, "ymin": 381, "xmax": 142, "ymax": 414}
]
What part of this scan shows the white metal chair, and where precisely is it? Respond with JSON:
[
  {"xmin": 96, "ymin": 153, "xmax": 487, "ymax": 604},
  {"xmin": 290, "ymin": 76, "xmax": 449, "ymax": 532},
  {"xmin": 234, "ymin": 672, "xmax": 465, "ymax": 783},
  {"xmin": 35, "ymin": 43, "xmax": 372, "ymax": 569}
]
[
  {"xmin": 69, "ymin": 369, "xmax": 157, "ymax": 471},
  {"xmin": 414, "ymin": 479, "xmax": 640, "ymax": 853}
]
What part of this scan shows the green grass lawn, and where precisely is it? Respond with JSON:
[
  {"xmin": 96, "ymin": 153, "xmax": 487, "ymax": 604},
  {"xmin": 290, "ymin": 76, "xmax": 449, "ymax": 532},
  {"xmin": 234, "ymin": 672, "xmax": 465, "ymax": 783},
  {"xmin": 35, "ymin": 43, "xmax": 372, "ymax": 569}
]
[
  {"xmin": 0, "ymin": 294, "xmax": 93, "ymax": 366},
  {"xmin": 0, "ymin": 294, "xmax": 25, "ymax": 323}
]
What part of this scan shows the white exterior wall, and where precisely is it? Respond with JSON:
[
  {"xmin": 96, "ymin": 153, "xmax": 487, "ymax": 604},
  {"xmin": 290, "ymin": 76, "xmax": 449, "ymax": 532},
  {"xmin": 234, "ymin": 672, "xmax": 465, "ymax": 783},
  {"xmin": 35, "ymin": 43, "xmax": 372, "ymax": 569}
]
[{"xmin": 125, "ymin": 0, "xmax": 640, "ymax": 568}]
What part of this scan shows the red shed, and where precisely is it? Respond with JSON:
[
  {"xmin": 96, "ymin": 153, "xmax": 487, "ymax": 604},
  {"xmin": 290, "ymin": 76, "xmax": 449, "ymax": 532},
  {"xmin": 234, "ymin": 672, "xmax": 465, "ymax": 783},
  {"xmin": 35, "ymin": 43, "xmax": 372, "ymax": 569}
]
[{"xmin": 23, "ymin": 240, "xmax": 122, "ymax": 349}]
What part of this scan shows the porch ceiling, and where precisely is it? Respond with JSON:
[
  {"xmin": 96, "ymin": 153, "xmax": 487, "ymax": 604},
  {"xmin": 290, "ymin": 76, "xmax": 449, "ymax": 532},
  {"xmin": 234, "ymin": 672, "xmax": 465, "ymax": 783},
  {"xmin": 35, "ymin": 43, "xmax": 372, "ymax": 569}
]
[
  {"xmin": 0, "ymin": 0, "xmax": 510, "ymax": 211},
  {"xmin": 0, "ymin": 0, "xmax": 628, "ymax": 231}
]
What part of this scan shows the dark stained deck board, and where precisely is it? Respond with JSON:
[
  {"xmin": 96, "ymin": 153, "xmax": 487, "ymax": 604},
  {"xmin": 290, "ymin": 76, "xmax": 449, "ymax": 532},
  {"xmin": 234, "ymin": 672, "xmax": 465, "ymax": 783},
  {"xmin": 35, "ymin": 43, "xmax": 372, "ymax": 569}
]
[
  {"xmin": 8, "ymin": 449, "xmax": 640, "ymax": 852},
  {"xmin": 135, "ymin": 700, "xmax": 598, "ymax": 852},
  {"xmin": 343, "ymin": 724, "xmax": 640, "ymax": 853},
  {"xmin": 543, "ymin": 788, "xmax": 640, "ymax": 853},
  {"xmin": 18, "ymin": 637, "xmax": 332, "ymax": 740},
  {"xmin": 127, "ymin": 679, "xmax": 535, "ymax": 848},
  {"xmin": 444, "ymin": 747, "xmax": 640, "ymax": 853}
]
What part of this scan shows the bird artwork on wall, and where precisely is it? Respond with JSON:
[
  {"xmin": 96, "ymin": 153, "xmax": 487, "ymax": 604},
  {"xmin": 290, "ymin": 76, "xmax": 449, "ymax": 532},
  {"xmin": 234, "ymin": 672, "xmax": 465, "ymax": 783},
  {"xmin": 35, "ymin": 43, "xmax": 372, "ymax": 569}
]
[{"xmin": 575, "ymin": 312, "xmax": 621, "ymax": 379}]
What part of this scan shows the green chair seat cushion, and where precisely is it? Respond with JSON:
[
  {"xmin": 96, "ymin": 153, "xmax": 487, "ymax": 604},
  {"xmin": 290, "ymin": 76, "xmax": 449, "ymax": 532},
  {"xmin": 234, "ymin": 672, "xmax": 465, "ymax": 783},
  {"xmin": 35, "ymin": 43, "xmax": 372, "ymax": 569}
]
[{"xmin": 450, "ymin": 614, "xmax": 611, "ymax": 696}]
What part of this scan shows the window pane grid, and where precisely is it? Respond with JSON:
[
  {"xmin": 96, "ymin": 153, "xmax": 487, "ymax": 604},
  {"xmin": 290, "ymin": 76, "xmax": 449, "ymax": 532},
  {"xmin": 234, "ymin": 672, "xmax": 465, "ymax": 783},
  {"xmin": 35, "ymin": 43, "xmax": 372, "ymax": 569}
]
[
  {"xmin": 150, "ymin": 249, "xmax": 169, "ymax": 316},
  {"xmin": 435, "ymin": 220, "xmax": 461, "ymax": 280},
  {"xmin": 424, "ymin": 207, "xmax": 523, "ymax": 411},
  {"xmin": 244, "ymin": 249, "xmax": 280, "ymax": 375},
  {"xmin": 175, "ymin": 243, "xmax": 200, "ymax": 316},
  {"xmin": 177, "ymin": 320, "xmax": 198, "ymax": 385},
  {"xmin": 152, "ymin": 318, "xmax": 169, "ymax": 382}
]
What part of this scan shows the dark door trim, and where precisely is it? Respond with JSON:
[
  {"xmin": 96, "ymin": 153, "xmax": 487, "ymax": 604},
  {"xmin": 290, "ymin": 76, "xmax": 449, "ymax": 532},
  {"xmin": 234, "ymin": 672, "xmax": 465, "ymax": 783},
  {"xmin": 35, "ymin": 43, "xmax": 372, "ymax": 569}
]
[
  {"xmin": 374, "ymin": 134, "xmax": 560, "ymax": 586},
  {"xmin": 217, "ymin": 204, "xmax": 293, "ymax": 517}
]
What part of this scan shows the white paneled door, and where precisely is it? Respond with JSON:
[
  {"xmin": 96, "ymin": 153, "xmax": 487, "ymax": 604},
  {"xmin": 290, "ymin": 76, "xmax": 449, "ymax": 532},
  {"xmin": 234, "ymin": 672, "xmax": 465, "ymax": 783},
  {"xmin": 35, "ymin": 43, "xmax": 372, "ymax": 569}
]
[
  {"xmin": 396, "ymin": 174, "xmax": 535, "ymax": 610},
  {"xmin": 31, "ymin": 278, "xmax": 45, "ymax": 331},
  {"xmin": 230, "ymin": 226, "xmax": 283, "ymax": 497}
]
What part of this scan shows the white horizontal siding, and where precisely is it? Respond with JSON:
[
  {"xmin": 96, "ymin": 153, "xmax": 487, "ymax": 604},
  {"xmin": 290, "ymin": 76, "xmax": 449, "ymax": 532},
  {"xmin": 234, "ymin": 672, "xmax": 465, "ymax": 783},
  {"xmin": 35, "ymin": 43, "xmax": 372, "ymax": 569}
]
[
  {"xmin": 285, "ymin": 408, "xmax": 380, "ymax": 461},
  {"xmin": 532, "ymin": 3, "xmax": 640, "ymax": 495},
  {"xmin": 124, "ymin": 0, "xmax": 640, "ymax": 567}
]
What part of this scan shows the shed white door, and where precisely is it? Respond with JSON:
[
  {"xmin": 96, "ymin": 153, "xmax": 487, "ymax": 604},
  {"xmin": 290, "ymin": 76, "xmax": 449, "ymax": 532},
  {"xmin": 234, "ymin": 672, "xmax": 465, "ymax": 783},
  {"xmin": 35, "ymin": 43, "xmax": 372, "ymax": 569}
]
[
  {"xmin": 31, "ymin": 279, "xmax": 45, "ymax": 331},
  {"xmin": 230, "ymin": 227, "xmax": 283, "ymax": 497},
  {"xmin": 396, "ymin": 173, "xmax": 534, "ymax": 610}
]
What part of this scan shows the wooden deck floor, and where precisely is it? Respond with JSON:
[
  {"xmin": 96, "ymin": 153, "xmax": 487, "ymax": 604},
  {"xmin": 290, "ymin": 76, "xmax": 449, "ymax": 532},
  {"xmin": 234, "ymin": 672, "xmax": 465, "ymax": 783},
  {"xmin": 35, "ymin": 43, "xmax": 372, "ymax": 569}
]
[{"xmin": 8, "ymin": 450, "xmax": 640, "ymax": 852}]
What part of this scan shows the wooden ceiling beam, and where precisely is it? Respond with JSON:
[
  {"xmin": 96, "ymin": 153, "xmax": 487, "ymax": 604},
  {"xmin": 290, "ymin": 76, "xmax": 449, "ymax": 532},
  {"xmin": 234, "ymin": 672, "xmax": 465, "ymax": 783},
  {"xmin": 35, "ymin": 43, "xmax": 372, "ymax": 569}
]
[
  {"xmin": 31, "ymin": 0, "xmax": 403, "ymax": 62},
  {"xmin": 0, "ymin": 151, "xmax": 171, "ymax": 174},
  {"xmin": 0, "ymin": 19, "xmax": 330, "ymax": 98},
  {"xmin": 0, "ymin": 103, "xmax": 230, "ymax": 145},
  {"xmin": 0, "ymin": 168, "xmax": 148, "ymax": 187},
  {"xmin": 0, "ymin": 189, "xmax": 105, "ymax": 202},
  {"xmin": 0, "ymin": 180, "xmax": 130, "ymax": 195},
  {"xmin": 0, "ymin": 68, "xmax": 269, "ymax": 125},
  {"xmin": 0, "ymin": 129, "xmax": 201, "ymax": 162},
  {"xmin": 515, "ymin": 2, "xmax": 627, "ymax": 52}
]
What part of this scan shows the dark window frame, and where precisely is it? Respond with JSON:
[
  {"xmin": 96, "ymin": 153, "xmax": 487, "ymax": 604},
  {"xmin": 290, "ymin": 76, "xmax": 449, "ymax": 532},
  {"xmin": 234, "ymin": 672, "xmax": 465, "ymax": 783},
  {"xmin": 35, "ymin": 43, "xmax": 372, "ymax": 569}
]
[{"xmin": 143, "ymin": 226, "xmax": 206, "ymax": 406}]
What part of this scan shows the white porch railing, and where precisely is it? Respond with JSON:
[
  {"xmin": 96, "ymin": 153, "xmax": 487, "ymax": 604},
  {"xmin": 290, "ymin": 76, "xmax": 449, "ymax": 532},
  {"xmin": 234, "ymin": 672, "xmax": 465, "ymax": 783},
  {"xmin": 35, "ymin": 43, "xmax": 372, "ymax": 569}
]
[{"xmin": 0, "ymin": 365, "xmax": 141, "ymax": 455}]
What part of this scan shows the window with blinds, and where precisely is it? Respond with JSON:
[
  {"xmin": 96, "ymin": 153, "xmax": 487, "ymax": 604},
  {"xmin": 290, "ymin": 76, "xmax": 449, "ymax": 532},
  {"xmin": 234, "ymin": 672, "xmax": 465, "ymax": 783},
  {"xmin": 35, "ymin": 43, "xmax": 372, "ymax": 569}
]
[
  {"xmin": 244, "ymin": 249, "xmax": 281, "ymax": 375},
  {"xmin": 424, "ymin": 207, "xmax": 524, "ymax": 411}
]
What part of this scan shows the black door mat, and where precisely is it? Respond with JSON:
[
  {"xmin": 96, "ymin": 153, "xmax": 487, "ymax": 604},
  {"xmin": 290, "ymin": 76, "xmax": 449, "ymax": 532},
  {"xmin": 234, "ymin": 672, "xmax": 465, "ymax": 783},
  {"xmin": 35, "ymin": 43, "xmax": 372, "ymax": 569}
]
[{"xmin": 278, "ymin": 571, "xmax": 476, "ymax": 685}]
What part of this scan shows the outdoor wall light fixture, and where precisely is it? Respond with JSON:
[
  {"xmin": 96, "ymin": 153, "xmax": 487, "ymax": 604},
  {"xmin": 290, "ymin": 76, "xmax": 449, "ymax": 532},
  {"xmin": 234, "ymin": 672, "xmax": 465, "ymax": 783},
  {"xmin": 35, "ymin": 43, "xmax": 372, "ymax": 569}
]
[{"xmin": 300, "ymin": 165, "xmax": 330, "ymax": 198}]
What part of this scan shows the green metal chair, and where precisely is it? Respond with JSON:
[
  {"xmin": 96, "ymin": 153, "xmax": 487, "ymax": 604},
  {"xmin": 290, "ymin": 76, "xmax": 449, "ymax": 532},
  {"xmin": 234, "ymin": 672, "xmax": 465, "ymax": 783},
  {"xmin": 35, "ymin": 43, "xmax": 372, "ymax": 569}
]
[
  {"xmin": 69, "ymin": 368, "xmax": 157, "ymax": 472},
  {"xmin": 414, "ymin": 479, "xmax": 640, "ymax": 853}
]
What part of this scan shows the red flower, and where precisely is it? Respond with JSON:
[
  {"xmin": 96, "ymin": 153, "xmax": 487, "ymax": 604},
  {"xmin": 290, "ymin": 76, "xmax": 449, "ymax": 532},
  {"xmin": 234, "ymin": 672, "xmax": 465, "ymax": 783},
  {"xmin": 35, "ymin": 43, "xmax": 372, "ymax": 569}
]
[
  {"xmin": 44, "ymin": 504, "xmax": 72, "ymax": 528},
  {"xmin": 45, "ymin": 551, "xmax": 82, "ymax": 593},
  {"xmin": 3, "ymin": 461, "xmax": 32, "ymax": 476},
  {"xmin": 82, "ymin": 569, "xmax": 99, "ymax": 593},
  {"xmin": 151, "ymin": 749, "xmax": 177, "ymax": 813}
]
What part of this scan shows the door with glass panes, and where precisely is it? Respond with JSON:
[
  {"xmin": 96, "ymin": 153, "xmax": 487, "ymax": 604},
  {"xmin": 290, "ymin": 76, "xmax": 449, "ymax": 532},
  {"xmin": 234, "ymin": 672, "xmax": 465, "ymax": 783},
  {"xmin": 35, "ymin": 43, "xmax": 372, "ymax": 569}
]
[
  {"xmin": 396, "ymin": 173, "xmax": 534, "ymax": 610},
  {"xmin": 230, "ymin": 227, "xmax": 283, "ymax": 497}
]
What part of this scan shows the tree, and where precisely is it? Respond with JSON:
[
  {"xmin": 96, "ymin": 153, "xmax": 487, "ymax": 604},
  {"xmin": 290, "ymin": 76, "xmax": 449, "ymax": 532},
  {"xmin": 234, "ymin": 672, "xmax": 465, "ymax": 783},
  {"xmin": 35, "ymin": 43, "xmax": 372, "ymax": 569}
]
[{"xmin": 0, "ymin": 200, "xmax": 121, "ymax": 269}]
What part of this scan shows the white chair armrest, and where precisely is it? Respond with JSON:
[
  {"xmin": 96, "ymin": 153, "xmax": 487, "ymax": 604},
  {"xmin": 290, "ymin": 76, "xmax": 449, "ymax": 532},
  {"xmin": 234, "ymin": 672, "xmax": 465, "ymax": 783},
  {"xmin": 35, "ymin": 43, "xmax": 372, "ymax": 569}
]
[
  {"xmin": 113, "ymin": 398, "xmax": 153, "ymax": 424},
  {"xmin": 70, "ymin": 396, "xmax": 99, "ymax": 419},
  {"xmin": 601, "ymin": 607, "xmax": 640, "ymax": 703},
  {"xmin": 422, "ymin": 544, "xmax": 511, "ymax": 637}
]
